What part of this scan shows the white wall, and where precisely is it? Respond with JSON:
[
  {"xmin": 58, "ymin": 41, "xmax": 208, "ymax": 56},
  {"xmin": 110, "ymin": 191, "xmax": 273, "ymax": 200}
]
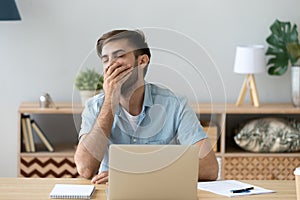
[{"xmin": 1, "ymin": 0, "xmax": 299, "ymax": 177}]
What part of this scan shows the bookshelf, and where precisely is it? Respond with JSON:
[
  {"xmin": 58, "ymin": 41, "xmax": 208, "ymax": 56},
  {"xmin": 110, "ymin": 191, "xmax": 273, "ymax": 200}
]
[
  {"xmin": 18, "ymin": 102, "xmax": 83, "ymax": 178},
  {"xmin": 18, "ymin": 102, "xmax": 300, "ymax": 179}
]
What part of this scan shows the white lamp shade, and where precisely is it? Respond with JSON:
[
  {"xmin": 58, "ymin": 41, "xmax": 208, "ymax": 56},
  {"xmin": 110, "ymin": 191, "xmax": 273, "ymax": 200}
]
[{"xmin": 234, "ymin": 45, "xmax": 266, "ymax": 74}]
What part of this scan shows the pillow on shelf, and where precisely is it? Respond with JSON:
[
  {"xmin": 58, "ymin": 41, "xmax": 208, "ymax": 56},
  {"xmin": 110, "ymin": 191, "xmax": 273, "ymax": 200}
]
[{"xmin": 234, "ymin": 117, "xmax": 300, "ymax": 153}]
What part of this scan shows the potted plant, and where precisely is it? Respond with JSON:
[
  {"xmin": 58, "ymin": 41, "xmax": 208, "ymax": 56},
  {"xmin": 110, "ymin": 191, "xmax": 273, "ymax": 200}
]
[
  {"xmin": 75, "ymin": 68, "xmax": 104, "ymax": 106},
  {"xmin": 266, "ymin": 19, "xmax": 300, "ymax": 106}
]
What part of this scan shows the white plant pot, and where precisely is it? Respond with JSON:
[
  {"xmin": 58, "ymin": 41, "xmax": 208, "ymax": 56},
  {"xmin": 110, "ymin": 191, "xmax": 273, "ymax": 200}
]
[
  {"xmin": 79, "ymin": 90, "xmax": 100, "ymax": 106},
  {"xmin": 291, "ymin": 66, "xmax": 300, "ymax": 107}
]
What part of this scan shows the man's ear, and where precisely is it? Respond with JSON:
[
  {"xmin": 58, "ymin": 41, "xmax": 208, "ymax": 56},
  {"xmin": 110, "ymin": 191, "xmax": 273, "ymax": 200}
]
[{"xmin": 137, "ymin": 54, "xmax": 150, "ymax": 69}]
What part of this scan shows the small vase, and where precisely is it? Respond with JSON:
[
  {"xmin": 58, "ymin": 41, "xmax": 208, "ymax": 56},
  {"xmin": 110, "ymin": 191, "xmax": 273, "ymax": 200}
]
[
  {"xmin": 79, "ymin": 90, "xmax": 100, "ymax": 106},
  {"xmin": 291, "ymin": 66, "xmax": 300, "ymax": 107}
]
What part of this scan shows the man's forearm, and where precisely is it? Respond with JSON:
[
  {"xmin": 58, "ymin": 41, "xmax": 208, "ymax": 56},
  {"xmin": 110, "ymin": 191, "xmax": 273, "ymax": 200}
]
[
  {"xmin": 79, "ymin": 99, "xmax": 115, "ymax": 161},
  {"xmin": 74, "ymin": 140, "xmax": 101, "ymax": 178},
  {"xmin": 74, "ymin": 98, "xmax": 115, "ymax": 178},
  {"xmin": 97, "ymin": 97, "xmax": 115, "ymax": 138},
  {"xmin": 74, "ymin": 122, "xmax": 109, "ymax": 178},
  {"xmin": 198, "ymin": 150, "xmax": 219, "ymax": 181},
  {"xmin": 195, "ymin": 139, "xmax": 219, "ymax": 181}
]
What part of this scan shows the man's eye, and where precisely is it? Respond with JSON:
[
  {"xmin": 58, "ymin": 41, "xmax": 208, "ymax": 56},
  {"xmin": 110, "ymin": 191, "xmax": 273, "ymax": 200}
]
[
  {"xmin": 102, "ymin": 58, "xmax": 108, "ymax": 63},
  {"xmin": 117, "ymin": 54, "xmax": 125, "ymax": 58}
]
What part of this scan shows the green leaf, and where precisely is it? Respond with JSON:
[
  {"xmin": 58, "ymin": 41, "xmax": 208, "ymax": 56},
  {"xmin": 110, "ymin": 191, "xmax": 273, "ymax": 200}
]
[
  {"xmin": 287, "ymin": 42, "xmax": 300, "ymax": 63},
  {"xmin": 266, "ymin": 19, "xmax": 300, "ymax": 75},
  {"xmin": 266, "ymin": 35, "xmax": 285, "ymax": 48},
  {"xmin": 268, "ymin": 65, "xmax": 288, "ymax": 76},
  {"xmin": 74, "ymin": 68, "xmax": 104, "ymax": 90},
  {"xmin": 266, "ymin": 47, "xmax": 284, "ymax": 56}
]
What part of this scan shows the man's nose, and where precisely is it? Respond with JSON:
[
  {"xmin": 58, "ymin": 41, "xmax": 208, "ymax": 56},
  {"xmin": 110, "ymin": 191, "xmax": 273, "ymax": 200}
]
[{"xmin": 108, "ymin": 57, "xmax": 118, "ymax": 66}]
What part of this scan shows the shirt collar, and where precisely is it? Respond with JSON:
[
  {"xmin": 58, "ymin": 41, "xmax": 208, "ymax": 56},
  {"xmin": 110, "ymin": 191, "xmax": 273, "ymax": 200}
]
[{"xmin": 143, "ymin": 82, "xmax": 153, "ymax": 108}]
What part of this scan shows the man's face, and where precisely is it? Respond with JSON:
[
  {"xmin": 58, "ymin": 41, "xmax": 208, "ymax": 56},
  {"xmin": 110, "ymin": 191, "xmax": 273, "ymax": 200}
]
[
  {"xmin": 101, "ymin": 39, "xmax": 136, "ymax": 69},
  {"xmin": 101, "ymin": 39, "xmax": 140, "ymax": 94}
]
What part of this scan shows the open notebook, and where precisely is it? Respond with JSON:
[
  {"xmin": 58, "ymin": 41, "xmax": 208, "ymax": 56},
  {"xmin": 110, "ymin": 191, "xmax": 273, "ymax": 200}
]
[{"xmin": 49, "ymin": 184, "xmax": 95, "ymax": 199}]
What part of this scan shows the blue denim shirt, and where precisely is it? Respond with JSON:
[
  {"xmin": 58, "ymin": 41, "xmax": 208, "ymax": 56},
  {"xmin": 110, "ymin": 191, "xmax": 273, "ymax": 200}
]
[{"xmin": 79, "ymin": 83, "xmax": 207, "ymax": 171}]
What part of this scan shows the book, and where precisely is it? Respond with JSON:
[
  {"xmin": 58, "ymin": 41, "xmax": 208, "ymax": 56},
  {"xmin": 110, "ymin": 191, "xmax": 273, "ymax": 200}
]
[
  {"xmin": 31, "ymin": 119, "xmax": 54, "ymax": 152},
  {"xmin": 197, "ymin": 180, "xmax": 274, "ymax": 197},
  {"xmin": 25, "ymin": 116, "xmax": 35, "ymax": 152},
  {"xmin": 49, "ymin": 184, "xmax": 95, "ymax": 199},
  {"xmin": 21, "ymin": 116, "xmax": 30, "ymax": 152}
]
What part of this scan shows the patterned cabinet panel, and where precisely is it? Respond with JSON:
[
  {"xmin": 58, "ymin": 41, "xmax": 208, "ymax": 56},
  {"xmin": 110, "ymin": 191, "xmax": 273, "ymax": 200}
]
[
  {"xmin": 224, "ymin": 156, "xmax": 300, "ymax": 180},
  {"xmin": 20, "ymin": 156, "xmax": 79, "ymax": 178}
]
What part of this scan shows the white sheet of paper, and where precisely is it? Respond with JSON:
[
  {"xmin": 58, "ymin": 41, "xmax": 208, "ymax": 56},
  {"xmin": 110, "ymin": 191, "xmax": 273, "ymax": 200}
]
[{"xmin": 197, "ymin": 180, "xmax": 274, "ymax": 197}]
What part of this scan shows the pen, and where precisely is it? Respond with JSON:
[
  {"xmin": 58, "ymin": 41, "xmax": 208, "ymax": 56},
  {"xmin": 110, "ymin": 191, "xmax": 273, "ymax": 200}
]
[{"xmin": 230, "ymin": 187, "xmax": 254, "ymax": 193}]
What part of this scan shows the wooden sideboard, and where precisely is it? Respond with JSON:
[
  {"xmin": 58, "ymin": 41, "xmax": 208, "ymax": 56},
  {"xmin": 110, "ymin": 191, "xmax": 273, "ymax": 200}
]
[{"xmin": 18, "ymin": 102, "xmax": 300, "ymax": 179}]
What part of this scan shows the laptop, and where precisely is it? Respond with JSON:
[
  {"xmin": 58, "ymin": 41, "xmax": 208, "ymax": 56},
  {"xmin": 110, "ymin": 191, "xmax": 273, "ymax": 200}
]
[{"xmin": 108, "ymin": 145, "xmax": 199, "ymax": 200}]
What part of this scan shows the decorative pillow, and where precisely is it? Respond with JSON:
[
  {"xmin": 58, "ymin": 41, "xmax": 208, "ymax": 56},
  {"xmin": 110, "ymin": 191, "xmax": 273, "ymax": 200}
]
[{"xmin": 234, "ymin": 117, "xmax": 300, "ymax": 152}]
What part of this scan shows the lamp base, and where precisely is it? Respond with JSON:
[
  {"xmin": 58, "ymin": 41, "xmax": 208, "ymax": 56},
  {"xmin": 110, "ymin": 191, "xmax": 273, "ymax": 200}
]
[{"xmin": 236, "ymin": 74, "xmax": 260, "ymax": 107}]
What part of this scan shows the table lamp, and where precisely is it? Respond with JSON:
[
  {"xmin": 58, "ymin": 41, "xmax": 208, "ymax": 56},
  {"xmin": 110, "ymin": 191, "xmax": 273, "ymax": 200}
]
[{"xmin": 234, "ymin": 45, "xmax": 266, "ymax": 107}]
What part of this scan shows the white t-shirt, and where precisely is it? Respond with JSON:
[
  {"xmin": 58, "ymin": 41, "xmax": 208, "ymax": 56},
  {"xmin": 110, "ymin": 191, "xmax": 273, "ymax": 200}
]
[{"xmin": 121, "ymin": 107, "xmax": 140, "ymax": 132}]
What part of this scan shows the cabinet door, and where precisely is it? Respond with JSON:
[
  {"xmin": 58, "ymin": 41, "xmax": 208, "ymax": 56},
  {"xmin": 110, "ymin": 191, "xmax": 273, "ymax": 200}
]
[
  {"xmin": 224, "ymin": 156, "xmax": 300, "ymax": 180},
  {"xmin": 20, "ymin": 156, "xmax": 79, "ymax": 178}
]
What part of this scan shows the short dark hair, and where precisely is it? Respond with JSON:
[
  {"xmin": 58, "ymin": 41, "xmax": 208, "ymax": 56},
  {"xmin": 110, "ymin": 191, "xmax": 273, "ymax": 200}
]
[{"xmin": 96, "ymin": 29, "xmax": 151, "ymax": 76}]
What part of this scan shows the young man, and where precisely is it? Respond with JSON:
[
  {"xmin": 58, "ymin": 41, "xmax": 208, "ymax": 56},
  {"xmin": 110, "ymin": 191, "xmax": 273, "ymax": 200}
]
[{"xmin": 74, "ymin": 29, "xmax": 218, "ymax": 184}]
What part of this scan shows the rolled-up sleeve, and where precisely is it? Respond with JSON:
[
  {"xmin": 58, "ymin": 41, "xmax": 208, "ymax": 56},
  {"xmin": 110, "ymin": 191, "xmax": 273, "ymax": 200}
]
[
  {"xmin": 78, "ymin": 94, "xmax": 103, "ymax": 140},
  {"xmin": 176, "ymin": 97, "xmax": 207, "ymax": 145}
]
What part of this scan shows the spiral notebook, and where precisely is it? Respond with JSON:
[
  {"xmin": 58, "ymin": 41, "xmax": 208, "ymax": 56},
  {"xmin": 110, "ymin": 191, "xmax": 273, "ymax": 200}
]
[{"xmin": 49, "ymin": 184, "xmax": 95, "ymax": 199}]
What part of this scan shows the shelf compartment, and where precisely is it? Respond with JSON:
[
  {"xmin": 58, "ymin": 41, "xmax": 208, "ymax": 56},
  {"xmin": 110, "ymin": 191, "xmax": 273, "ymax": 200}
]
[{"xmin": 224, "ymin": 113, "xmax": 300, "ymax": 153}]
